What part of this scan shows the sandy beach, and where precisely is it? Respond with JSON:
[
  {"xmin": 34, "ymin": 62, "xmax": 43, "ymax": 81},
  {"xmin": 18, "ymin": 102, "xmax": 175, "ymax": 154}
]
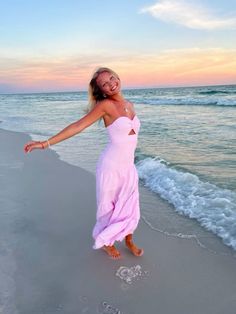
[{"xmin": 1, "ymin": 127, "xmax": 236, "ymax": 314}]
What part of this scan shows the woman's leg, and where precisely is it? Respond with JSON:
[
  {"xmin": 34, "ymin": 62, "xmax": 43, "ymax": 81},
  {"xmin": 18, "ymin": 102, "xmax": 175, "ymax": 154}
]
[{"xmin": 125, "ymin": 233, "xmax": 144, "ymax": 256}]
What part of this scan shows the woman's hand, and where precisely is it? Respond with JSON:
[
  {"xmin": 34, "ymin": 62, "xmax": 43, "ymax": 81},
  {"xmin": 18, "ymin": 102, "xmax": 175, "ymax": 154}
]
[{"xmin": 24, "ymin": 141, "xmax": 45, "ymax": 153}]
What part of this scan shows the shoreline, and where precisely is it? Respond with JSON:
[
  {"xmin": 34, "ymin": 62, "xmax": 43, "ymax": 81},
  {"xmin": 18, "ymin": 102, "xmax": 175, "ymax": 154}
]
[{"xmin": 1, "ymin": 127, "xmax": 236, "ymax": 314}]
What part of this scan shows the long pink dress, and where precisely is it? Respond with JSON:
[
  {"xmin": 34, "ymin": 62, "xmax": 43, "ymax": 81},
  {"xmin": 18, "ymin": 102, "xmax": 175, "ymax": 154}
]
[{"xmin": 92, "ymin": 115, "xmax": 141, "ymax": 249}]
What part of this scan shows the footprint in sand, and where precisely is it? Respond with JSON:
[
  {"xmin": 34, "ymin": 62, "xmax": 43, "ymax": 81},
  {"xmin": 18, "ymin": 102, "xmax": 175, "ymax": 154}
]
[
  {"xmin": 78, "ymin": 295, "xmax": 90, "ymax": 313},
  {"xmin": 97, "ymin": 301, "xmax": 122, "ymax": 314}
]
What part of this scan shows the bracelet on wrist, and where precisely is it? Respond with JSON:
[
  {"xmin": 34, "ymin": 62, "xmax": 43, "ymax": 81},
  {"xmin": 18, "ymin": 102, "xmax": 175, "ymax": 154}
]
[{"xmin": 39, "ymin": 140, "xmax": 50, "ymax": 149}]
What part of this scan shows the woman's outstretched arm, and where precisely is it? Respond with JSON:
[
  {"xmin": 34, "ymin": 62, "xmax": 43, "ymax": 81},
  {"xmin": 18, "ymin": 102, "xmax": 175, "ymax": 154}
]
[
  {"xmin": 45, "ymin": 102, "xmax": 106, "ymax": 146},
  {"xmin": 24, "ymin": 101, "xmax": 106, "ymax": 153}
]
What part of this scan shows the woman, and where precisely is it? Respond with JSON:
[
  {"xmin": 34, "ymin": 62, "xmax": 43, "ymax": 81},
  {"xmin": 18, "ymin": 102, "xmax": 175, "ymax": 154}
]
[{"xmin": 24, "ymin": 67, "xmax": 144, "ymax": 259}]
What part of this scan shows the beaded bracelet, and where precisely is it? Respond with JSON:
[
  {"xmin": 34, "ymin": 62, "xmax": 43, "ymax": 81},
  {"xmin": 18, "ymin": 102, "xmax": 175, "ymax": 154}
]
[{"xmin": 39, "ymin": 140, "xmax": 50, "ymax": 149}]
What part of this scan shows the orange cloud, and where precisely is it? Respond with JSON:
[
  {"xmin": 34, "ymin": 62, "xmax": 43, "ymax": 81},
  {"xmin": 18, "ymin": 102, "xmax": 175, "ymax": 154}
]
[
  {"xmin": 0, "ymin": 48, "xmax": 236, "ymax": 92},
  {"xmin": 118, "ymin": 48, "xmax": 236, "ymax": 87}
]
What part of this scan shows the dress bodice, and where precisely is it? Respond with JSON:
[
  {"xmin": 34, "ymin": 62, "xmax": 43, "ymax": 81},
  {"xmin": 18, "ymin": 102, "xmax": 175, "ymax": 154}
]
[
  {"xmin": 106, "ymin": 115, "xmax": 141, "ymax": 143},
  {"xmin": 97, "ymin": 115, "xmax": 141, "ymax": 169}
]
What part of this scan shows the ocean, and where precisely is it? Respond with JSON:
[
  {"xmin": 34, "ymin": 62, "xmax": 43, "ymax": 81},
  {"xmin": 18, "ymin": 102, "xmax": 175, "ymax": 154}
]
[{"xmin": 0, "ymin": 84, "xmax": 236, "ymax": 253}]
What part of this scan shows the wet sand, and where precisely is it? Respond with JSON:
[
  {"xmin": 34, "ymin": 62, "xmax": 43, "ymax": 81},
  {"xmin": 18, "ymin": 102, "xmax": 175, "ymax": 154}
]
[{"xmin": 1, "ymin": 127, "xmax": 236, "ymax": 314}]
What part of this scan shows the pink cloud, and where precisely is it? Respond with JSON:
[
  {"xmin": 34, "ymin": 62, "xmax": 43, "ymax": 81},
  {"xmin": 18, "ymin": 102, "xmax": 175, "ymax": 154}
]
[{"xmin": 0, "ymin": 48, "xmax": 235, "ymax": 92}]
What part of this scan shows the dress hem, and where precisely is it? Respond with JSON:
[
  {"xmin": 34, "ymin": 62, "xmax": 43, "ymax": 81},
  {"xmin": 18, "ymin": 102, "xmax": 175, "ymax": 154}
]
[{"xmin": 92, "ymin": 229, "xmax": 136, "ymax": 250}]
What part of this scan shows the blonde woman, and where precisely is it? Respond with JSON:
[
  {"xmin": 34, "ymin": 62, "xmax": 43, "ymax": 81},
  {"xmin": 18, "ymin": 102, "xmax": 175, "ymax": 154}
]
[{"xmin": 24, "ymin": 67, "xmax": 144, "ymax": 259}]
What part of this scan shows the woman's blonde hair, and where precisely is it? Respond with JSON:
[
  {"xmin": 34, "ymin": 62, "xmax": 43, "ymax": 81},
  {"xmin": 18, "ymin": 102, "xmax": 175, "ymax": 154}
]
[{"xmin": 86, "ymin": 67, "xmax": 120, "ymax": 114}]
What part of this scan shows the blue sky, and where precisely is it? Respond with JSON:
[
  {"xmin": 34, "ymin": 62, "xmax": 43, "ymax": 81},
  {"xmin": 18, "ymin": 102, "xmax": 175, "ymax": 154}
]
[{"xmin": 0, "ymin": 0, "xmax": 236, "ymax": 92}]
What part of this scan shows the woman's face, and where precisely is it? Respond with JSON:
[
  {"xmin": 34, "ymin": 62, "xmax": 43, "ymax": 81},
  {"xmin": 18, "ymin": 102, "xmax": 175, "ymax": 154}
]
[{"xmin": 96, "ymin": 71, "xmax": 121, "ymax": 96}]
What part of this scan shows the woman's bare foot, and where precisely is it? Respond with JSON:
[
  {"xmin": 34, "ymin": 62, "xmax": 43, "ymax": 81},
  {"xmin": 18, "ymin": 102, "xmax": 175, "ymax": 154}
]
[
  {"xmin": 125, "ymin": 234, "xmax": 144, "ymax": 257},
  {"xmin": 102, "ymin": 245, "xmax": 121, "ymax": 259}
]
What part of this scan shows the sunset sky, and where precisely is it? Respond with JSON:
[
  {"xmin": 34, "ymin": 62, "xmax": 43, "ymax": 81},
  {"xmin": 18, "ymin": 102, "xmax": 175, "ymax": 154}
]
[{"xmin": 1, "ymin": 0, "xmax": 236, "ymax": 93}]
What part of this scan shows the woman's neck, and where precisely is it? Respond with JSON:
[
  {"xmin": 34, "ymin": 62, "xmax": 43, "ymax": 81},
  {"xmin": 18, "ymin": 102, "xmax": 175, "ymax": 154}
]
[{"xmin": 108, "ymin": 92, "xmax": 125, "ymax": 103}]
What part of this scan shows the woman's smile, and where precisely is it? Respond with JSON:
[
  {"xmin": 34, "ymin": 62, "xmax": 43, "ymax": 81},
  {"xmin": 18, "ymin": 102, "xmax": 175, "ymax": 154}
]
[
  {"xmin": 111, "ymin": 83, "xmax": 118, "ymax": 91},
  {"xmin": 96, "ymin": 72, "xmax": 121, "ymax": 95}
]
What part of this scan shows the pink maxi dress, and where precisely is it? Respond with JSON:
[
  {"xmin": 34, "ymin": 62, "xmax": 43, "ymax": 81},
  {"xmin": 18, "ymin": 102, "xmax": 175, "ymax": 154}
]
[{"xmin": 92, "ymin": 114, "xmax": 141, "ymax": 249}]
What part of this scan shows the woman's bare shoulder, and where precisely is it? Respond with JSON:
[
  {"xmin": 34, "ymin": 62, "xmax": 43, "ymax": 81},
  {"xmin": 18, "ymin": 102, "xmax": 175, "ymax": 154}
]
[{"xmin": 95, "ymin": 99, "xmax": 115, "ymax": 114}]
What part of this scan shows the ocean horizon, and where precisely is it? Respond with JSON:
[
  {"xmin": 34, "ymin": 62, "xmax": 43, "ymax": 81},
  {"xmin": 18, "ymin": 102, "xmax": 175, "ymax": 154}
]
[{"xmin": 1, "ymin": 82, "xmax": 236, "ymax": 96}]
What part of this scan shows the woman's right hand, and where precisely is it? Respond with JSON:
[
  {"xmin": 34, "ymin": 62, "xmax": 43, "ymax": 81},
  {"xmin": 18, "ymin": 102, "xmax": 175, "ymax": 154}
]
[{"xmin": 24, "ymin": 141, "xmax": 45, "ymax": 153}]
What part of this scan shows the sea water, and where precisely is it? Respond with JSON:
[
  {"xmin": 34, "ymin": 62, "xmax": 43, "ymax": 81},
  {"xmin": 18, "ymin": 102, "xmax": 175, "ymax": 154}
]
[{"xmin": 0, "ymin": 84, "xmax": 235, "ymax": 253}]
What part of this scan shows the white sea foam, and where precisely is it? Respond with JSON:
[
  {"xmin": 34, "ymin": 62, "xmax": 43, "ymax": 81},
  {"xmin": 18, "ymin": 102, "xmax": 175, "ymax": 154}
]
[
  {"xmin": 136, "ymin": 157, "xmax": 236, "ymax": 250},
  {"xmin": 116, "ymin": 265, "xmax": 145, "ymax": 284}
]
